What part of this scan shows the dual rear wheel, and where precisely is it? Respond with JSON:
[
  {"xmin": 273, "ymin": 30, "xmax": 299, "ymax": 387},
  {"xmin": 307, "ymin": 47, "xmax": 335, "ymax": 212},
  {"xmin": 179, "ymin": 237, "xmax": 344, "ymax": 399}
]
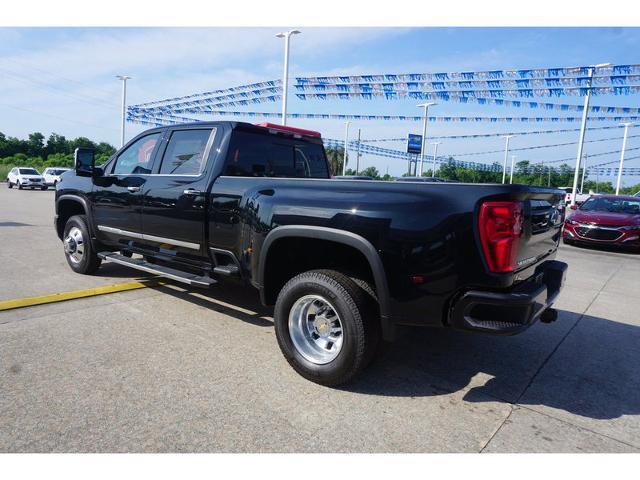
[{"xmin": 274, "ymin": 270, "xmax": 381, "ymax": 386}]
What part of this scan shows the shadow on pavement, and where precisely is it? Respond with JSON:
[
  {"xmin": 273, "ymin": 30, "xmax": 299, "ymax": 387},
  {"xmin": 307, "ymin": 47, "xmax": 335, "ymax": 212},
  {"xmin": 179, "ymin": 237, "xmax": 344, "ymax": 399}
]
[
  {"xmin": 139, "ymin": 279, "xmax": 640, "ymax": 422},
  {"xmin": 347, "ymin": 311, "xmax": 640, "ymax": 422}
]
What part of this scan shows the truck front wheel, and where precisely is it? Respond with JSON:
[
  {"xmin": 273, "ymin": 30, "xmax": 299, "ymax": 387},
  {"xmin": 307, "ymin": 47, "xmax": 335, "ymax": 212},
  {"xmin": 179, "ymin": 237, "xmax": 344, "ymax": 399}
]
[
  {"xmin": 63, "ymin": 215, "xmax": 101, "ymax": 275},
  {"xmin": 274, "ymin": 269, "xmax": 380, "ymax": 386}
]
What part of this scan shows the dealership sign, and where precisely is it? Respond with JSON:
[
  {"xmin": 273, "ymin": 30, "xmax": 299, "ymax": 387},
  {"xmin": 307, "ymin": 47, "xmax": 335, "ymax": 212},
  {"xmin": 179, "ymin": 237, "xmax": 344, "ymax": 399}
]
[{"xmin": 407, "ymin": 134, "xmax": 422, "ymax": 154}]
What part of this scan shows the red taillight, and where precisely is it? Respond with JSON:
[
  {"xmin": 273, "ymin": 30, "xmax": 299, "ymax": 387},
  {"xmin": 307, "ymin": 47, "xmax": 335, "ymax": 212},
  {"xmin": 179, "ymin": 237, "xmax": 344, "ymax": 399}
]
[{"xmin": 478, "ymin": 201, "xmax": 524, "ymax": 273}]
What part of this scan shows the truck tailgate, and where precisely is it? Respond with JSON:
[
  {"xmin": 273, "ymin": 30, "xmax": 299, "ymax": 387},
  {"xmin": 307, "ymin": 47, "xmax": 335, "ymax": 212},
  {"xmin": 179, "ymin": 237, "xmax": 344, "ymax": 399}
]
[{"xmin": 516, "ymin": 195, "xmax": 564, "ymax": 271}]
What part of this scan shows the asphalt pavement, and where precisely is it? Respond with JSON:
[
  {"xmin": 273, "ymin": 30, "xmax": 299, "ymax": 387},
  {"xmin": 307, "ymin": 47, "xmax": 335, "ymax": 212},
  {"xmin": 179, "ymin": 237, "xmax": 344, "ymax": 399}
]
[{"xmin": 1, "ymin": 187, "xmax": 639, "ymax": 452}]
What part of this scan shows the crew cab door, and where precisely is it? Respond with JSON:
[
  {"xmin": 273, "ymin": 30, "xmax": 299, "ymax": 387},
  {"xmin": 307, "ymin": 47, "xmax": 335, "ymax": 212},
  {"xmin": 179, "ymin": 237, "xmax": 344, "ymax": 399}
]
[
  {"xmin": 139, "ymin": 126, "xmax": 218, "ymax": 264},
  {"xmin": 92, "ymin": 131, "xmax": 163, "ymax": 247}
]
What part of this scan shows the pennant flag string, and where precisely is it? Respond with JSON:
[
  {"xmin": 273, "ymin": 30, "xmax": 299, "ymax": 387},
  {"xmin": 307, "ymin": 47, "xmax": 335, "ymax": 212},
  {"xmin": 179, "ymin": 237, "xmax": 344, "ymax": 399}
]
[
  {"xmin": 128, "ymin": 108, "xmax": 640, "ymax": 124},
  {"xmin": 132, "ymin": 80, "xmax": 281, "ymax": 108},
  {"xmin": 295, "ymin": 86, "xmax": 640, "ymax": 101},
  {"xmin": 361, "ymin": 124, "xmax": 640, "ymax": 142},
  {"xmin": 126, "ymin": 111, "xmax": 640, "ymax": 176},
  {"xmin": 294, "ymin": 75, "xmax": 640, "ymax": 92},
  {"xmin": 447, "ymin": 134, "xmax": 640, "ymax": 157},
  {"xmin": 295, "ymin": 64, "xmax": 640, "ymax": 84}
]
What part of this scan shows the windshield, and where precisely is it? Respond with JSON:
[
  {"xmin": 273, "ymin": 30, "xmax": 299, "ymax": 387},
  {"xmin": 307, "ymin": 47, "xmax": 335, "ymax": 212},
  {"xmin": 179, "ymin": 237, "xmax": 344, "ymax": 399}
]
[
  {"xmin": 52, "ymin": 169, "xmax": 68, "ymax": 175},
  {"xmin": 19, "ymin": 168, "xmax": 39, "ymax": 175},
  {"xmin": 580, "ymin": 197, "xmax": 640, "ymax": 214}
]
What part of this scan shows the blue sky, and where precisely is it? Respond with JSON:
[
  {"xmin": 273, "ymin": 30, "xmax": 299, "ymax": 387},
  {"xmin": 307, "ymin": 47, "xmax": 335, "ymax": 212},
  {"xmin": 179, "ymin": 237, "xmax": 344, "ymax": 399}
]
[{"xmin": 1, "ymin": 27, "xmax": 639, "ymax": 184}]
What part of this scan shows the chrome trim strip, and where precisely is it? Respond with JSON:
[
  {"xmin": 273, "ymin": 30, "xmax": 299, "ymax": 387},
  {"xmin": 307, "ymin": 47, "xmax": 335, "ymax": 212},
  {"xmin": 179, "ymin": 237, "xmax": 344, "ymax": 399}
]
[
  {"xmin": 142, "ymin": 233, "xmax": 200, "ymax": 250},
  {"xmin": 97, "ymin": 225, "xmax": 143, "ymax": 240},
  {"xmin": 571, "ymin": 221, "xmax": 625, "ymax": 231},
  {"xmin": 97, "ymin": 225, "xmax": 200, "ymax": 250}
]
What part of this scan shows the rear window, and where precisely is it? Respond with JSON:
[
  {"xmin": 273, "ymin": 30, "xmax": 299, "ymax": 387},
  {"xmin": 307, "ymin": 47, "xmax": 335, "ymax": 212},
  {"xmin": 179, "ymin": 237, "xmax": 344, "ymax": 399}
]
[
  {"xmin": 224, "ymin": 130, "xmax": 329, "ymax": 179},
  {"xmin": 19, "ymin": 168, "xmax": 39, "ymax": 175}
]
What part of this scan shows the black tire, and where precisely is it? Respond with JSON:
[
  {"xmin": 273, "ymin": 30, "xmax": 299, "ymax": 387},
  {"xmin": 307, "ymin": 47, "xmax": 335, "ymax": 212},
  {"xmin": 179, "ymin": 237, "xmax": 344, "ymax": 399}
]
[
  {"xmin": 274, "ymin": 269, "xmax": 380, "ymax": 386},
  {"xmin": 41, "ymin": 186, "xmax": 48, "ymax": 191},
  {"xmin": 7, "ymin": 180, "xmax": 12, "ymax": 189},
  {"xmin": 63, "ymin": 215, "xmax": 101, "ymax": 275},
  {"xmin": 562, "ymin": 237, "xmax": 573, "ymax": 246},
  {"xmin": 17, "ymin": 182, "xmax": 23, "ymax": 190}
]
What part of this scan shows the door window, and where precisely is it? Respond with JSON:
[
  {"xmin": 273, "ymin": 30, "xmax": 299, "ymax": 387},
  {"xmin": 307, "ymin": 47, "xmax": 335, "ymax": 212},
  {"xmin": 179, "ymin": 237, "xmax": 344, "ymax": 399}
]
[
  {"xmin": 158, "ymin": 129, "xmax": 214, "ymax": 175},
  {"xmin": 113, "ymin": 133, "xmax": 161, "ymax": 175}
]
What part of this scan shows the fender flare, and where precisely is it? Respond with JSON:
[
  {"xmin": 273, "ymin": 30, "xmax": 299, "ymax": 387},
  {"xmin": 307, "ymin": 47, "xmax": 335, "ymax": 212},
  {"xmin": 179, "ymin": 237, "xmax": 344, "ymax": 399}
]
[
  {"xmin": 258, "ymin": 225, "xmax": 395, "ymax": 340},
  {"xmin": 55, "ymin": 194, "xmax": 92, "ymax": 240}
]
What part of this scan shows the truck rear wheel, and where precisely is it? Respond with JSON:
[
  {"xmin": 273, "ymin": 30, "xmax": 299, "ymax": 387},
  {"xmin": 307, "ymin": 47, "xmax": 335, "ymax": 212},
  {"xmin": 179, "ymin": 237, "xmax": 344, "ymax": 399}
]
[
  {"xmin": 274, "ymin": 269, "xmax": 380, "ymax": 386},
  {"xmin": 63, "ymin": 215, "xmax": 101, "ymax": 275}
]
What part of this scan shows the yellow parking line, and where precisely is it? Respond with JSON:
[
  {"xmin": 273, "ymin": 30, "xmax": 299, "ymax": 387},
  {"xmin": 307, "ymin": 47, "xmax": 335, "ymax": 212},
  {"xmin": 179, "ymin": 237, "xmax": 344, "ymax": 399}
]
[{"xmin": 0, "ymin": 279, "xmax": 166, "ymax": 312}]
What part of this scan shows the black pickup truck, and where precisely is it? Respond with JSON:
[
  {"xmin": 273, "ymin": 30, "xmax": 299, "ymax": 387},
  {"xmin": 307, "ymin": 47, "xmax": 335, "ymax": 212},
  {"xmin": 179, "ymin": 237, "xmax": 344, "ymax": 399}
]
[{"xmin": 55, "ymin": 121, "xmax": 567, "ymax": 385}]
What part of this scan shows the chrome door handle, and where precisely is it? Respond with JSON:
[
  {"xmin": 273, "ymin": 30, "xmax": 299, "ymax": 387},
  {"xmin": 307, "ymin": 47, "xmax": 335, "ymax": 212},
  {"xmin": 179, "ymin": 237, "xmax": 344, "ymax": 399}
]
[
  {"xmin": 183, "ymin": 189, "xmax": 202, "ymax": 196},
  {"xmin": 127, "ymin": 186, "xmax": 140, "ymax": 192}
]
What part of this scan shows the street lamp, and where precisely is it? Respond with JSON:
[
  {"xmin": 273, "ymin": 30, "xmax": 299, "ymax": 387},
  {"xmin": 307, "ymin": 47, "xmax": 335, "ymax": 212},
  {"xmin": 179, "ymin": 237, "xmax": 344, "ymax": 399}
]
[
  {"xmin": 570, "ymin": 63, "xmax": 612, "ymax": 206},
  {"xmin": 430, "ymin": 142, "xmax": 441, "ymax": 177},
  {"xmin": 509, "ymin": 155, "xmax": 516, "ymax": 184},
  {"xmin": 501, "ymin": 135, "xmax": 515, "ymax": 184},
  {"xmin": 342, "ymin": 121, "xmax": 350, "ymax": 176},
  {"xmin": 116, "ymin": 75, "xmax": 131, "ymax": 148},
  {"xmin": 275, "ymin": 29, "xmax": 301, "ymax": 126},
  {"xmin": 417, "ymin": 102, "xmax": 436, "ymax": 176},
  {"xmin": 616, "ymin": 122, "xmax": 634, "ymax": 195}
]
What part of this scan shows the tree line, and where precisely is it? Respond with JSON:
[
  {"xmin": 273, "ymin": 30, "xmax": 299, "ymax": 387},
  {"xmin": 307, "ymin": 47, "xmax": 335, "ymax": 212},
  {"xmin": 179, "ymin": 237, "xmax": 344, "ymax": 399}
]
[{"xmin": 0, "ymin": 131, "xmax": 116, "ymax": 179}]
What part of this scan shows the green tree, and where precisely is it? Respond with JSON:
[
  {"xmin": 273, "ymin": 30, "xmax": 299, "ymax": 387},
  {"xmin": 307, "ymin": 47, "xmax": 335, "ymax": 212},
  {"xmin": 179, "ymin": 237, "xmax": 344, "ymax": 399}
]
[
  {"xmin": 359, "ymin": 166, "xmax": 380, "ymax": 179},
  {"xmin": 325, "ymin": 146, "xmax": 344, "ymax": 176},
  {"xmin": 27, "ymin": 132, "xmax": 45, "ymax": 157}
]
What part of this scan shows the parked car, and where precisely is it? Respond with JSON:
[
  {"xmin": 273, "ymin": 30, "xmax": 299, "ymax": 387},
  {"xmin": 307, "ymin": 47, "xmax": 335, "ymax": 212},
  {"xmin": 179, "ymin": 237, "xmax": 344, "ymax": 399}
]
[
  {"xmin": 43, "ymin": 167, "xmax": 71, "ymax": 186},
  {"xmin": 563, "ymin": 195, "xmax": 640, "ymax": 250},
  {"xmin": 55, "ymin": 121, "xmax": 567, "ymax": 386},
  {"xmin": 559, "ymin": 186, "xmax": 591, "ymax": 206},
  {"xmin": 6, "ymin": 167, "xmax": 47, "ymax": 190}
]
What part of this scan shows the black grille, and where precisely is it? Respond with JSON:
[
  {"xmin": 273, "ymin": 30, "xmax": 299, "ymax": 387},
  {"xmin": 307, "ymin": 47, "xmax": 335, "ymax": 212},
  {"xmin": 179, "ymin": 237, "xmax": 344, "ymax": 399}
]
[{"xmin": 574, "ymin": 227, "xmax": 622, "ymax": 241}]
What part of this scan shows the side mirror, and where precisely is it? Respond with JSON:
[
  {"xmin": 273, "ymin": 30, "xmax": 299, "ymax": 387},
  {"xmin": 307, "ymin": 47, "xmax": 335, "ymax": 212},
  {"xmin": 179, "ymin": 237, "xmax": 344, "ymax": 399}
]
[
  {"xmin": 75, "ymin": 147, "xmax": 95, "ymax": 177},
  {"xmin": 569, "ymin": 204, "xmax": 578, "ymax": 210}
]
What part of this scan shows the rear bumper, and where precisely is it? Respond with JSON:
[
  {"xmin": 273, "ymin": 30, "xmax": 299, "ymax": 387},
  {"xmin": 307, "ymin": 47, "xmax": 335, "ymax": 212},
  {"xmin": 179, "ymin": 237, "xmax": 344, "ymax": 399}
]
[{"xmin": 449, "ymin": 260, "xmax": 567, "ymax": 335}]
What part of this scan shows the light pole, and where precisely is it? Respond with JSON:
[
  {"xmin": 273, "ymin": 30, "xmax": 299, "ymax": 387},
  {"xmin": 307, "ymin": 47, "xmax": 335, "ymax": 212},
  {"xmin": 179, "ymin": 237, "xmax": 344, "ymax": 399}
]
[
  {"xmin": 570, "ymin": 63, "xmax": 612, "ymax": 206},
  {"xmin": 430, "ymin": 142, "xmax": 441, "ymax": 177},
  {"xmin": 509, "ymin": 155, "xmax": 516, "ymax": 184},
  {"xmin": 342, "ymin": 121, "xmax": 350, "ymax": 176},
  {"xmin": 616, "ymin": 122, "xmax": 633, "ymax": 195},
  {"xmin": 116, "ymin": 75, "xmax": 131, "ymax": 148},
  {"xmin": 501, "ymin": 135, "xmax": 514, "ymax": 184},
  {"xmin": 580, "ymin": 153, "xmax": 587, "ymax": 193},
  {"xmin": 275, "ymin": 29, "xmax": 301, "ymax": 126},
  {"xmin": 417, "ymin": 102, "xmax": 436, "ymax": 176},
  {"xmin": 355, "ymin": 128, "xmax": 362, "ymax": 175}
]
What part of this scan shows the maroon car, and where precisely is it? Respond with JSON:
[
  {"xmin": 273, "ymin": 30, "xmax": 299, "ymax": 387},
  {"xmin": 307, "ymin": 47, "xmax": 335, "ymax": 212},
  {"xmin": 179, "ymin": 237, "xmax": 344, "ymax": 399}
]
[{"xmin": 563, "ymin": 195, "xmax": 640, "ymax": 249}]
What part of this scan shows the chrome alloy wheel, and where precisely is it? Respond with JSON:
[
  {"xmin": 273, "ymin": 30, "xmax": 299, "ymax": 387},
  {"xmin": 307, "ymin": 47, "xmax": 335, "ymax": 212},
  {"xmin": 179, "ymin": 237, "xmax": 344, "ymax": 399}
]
[
  {"xmin": 64, "ymin": 226, "xmax": 85, "ymax": 264},
  {"xmin": 288, "ymin": 295, "xmax": 344, "ymax": 364}
]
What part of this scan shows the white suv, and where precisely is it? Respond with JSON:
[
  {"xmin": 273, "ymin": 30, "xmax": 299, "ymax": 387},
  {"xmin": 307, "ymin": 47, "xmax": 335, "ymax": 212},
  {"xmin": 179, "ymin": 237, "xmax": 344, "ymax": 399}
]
[
  {"xmin": 42, "ymin": 167, "xmax": 70, "ymax": 186},
  {"xmin": 6, "ymin": 167, "xmax": 48, "ymax": 190}
]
